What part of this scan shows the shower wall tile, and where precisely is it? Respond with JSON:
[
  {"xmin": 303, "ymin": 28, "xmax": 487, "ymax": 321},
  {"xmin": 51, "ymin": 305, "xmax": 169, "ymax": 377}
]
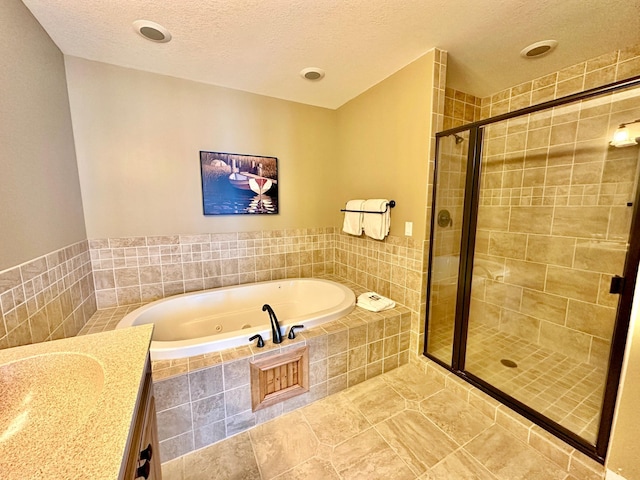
[
  {"xmin": 545, "ymin": 266, "xmax": 601, "ymax": 303},
  {"xmin": 479, "ymin": 43, "xmax": 640, "ymax": 119},
  {"xmin": 458, "ymin": 44, "xmax": 640, "ymax": 366},
  {"xmin": 539, "ymin": 322, "xmax": 591, "ymax": 363},
  {"xmin": 503, "ymin": 259, "xmax": 547, "ymax": 291},
  {"xmin": 0, "ymin": 240, "xmax": 96, "ymax": 351},
  {"xmin": 508, "ymin": 206, "xmax": 554, "ymax": 234},
  {"xmin": 573, "ymin": 241, "xmax": 627, "ymax": 275},
  {"xmin": 443, "ymin": 88, "xmax": 481, "ymax": 130},
  {"xmin": 520, "ymin": 290, "xmax": 568, "ymax": 326},
  {"xmin": 525, "ymin": 235, "xmax": 575, "ymax": 267},
  {"xmin": 566, "ymin": 300, "xmax": 616, "ymax": 339}
]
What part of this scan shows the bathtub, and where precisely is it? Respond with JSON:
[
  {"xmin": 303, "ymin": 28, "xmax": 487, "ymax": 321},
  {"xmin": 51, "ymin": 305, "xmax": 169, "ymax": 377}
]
[{"xmin": 117, "ymin": 278, "xmax": 355, "ymax": 360}]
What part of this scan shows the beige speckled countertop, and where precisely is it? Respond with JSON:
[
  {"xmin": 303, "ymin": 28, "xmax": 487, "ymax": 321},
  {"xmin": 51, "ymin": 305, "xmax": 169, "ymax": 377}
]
[{"xmin": 0, "ymin": 325, "xmax": 153, "ymax": 479}]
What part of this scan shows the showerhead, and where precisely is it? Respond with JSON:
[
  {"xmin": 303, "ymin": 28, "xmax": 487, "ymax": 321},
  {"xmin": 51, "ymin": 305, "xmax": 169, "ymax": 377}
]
[{"xmin": 453, "ymin": 134, "xmax": 464, "ymax": 144}]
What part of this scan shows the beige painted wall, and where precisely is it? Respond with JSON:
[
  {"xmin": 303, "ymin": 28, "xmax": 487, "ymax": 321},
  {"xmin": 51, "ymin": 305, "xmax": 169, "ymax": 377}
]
[
  {"xmin": 607, "ymin": 269, "xmax": 640, "ymax": 480},
  {"xmin": 336, "ymin": 51, "xmax": 435, "ymax": 240},
  {"xmin": 64, "ymin": 57, "xmax": 339, "ymax": 238},
  {"xmin": 0, "ymin": 0, "xmax": 86, "ymax": 271}
]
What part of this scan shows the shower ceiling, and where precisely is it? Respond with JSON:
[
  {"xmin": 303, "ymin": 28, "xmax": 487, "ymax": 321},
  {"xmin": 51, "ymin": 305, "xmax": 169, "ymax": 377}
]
[{"xmin": 20, "ymin": 0, "xmax": 640, "ymax": 109}]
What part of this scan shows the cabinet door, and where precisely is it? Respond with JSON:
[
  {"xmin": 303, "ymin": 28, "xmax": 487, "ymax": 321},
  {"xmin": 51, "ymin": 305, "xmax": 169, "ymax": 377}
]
[
  {"xmin": 126, "ymin": 364, "xmax": 163, "ymax": 480},
  {"xmin": 138, "ymin": 395, "xmax": 162, "ymax": 480}
]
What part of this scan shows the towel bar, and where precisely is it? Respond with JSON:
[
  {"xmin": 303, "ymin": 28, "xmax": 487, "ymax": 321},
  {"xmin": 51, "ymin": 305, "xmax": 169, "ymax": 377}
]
[{"xmin": 340, "ymin": 200, "xmax": 395, "ymax": 214}]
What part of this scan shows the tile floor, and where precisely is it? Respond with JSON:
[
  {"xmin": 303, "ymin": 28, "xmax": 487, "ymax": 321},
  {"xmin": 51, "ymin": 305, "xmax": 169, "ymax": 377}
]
[
  {"xmin": 427, "ymin": 322, "xmax": 606, "ymax": 443},
  {"xmin": 161, "ymin": 362, "xmax": 589, "ymax": 480}
]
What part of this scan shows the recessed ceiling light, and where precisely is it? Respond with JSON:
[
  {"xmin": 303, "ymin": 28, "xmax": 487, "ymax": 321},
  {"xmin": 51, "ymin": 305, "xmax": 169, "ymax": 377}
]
[
  {"xmin": 520, "ymin": 40, "xmax": 558, "ymax": 59},
  {"xmin": 133, "ymin": 20, "xmax": 172, "ymax": 43},
  {"xmin": 300, "ymin": 67, "xmax": 325, "ymax": 81}
]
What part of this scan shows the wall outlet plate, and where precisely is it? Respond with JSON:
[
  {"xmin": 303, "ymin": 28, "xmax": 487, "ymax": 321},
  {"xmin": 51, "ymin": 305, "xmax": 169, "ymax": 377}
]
[{"xmin": 405, "ymin": 222, "xmax": 413, "ymax": 236}]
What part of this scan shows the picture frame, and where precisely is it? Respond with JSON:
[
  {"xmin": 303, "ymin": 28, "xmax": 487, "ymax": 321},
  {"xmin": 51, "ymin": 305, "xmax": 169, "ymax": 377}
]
[{"xmin": 199, "ymin": 151, "xmax": 279, "ymax": 215}]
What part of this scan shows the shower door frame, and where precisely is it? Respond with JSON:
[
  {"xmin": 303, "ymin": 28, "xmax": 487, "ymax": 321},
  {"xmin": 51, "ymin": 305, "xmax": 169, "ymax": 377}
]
[{"xmin": 424, "ymin": 75, "xmax": 640, "ymax": 462}]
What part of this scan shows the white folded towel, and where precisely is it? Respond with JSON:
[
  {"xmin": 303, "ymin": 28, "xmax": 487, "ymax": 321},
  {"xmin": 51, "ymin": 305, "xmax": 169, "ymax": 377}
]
[
  {"xmin": 357, "ymin": 292, "xmax": 396, "ymax": 312},
  {"xmin": 363, "ymin": 199, "xmax": 390, "ymax": 240},
  {"xmin": 342, "ymin": 199, "xmax": 365, "ymax": 235}
]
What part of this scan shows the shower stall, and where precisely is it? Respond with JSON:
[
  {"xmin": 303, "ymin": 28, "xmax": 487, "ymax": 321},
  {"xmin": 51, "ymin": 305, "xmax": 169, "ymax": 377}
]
[{"xmin": 425, "ymin": 76, "xmax": 640, "ymax": 461}]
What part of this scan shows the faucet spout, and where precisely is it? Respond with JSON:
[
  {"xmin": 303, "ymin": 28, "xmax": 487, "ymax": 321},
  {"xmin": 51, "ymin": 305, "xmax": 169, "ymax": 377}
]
[{"xmin": 262, "ymin": 304, "xmax": 283, "ymax": 344}]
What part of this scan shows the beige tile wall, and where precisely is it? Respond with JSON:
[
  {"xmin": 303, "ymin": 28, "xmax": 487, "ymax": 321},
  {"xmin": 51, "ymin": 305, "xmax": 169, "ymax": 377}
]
[
  {"xmin": 89, "ymin": 227, "xmax": 431, "ymax": 359},
  {"xmin": 426, "ymin": 89, "xmax": 480, "ymax": 359},
  {"xmin": 89, "ymin": 229, "xmax": 335, "ymax": 309},
  {"xmin": 0, "ymin": 241, "xmax": 96, "ymax": 350},
  {"xmin": 150, "ymin": 298, "xmax": 412, "ymax": 461},
  {"xmin": 444, "ymin": 88, "xmax": 481, "ymax": 130},
  {"xmin": 419, "ymin": 48, "xmax": 449, "ymax": 353},
  {"xmin": 479, "ymin": 44, "xmax": 640, "ymax": 119},
  {"xmin": 438, "ymin": 87, "xmax": 481, "ymax": 260},
  {"xmin": 466, "ymin": 46, "xmax": 640, "ymax": 366},
  {"xmin": 334, "ymin": 232, "xmax": 426, "ymax": 355}
]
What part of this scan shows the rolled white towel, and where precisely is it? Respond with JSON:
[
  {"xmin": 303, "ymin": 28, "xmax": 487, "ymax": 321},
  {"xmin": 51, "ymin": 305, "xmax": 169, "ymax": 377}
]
[
  {"xmin": 357, "ymin": 292, "xmax": 396, "ymax": 312},
  {"xmin": 363, "ymin": 199, "xmax": 390, "ymax": 240},
  {"xmin": 342, "ymin": 200, "xmax": 365, "ymax": 235}
]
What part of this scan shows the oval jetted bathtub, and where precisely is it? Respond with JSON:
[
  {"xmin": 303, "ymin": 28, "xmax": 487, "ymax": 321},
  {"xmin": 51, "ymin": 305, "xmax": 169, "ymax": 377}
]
[{"xmin": 117, "ymin": 278, "xmax": 355, "ymax": 360}]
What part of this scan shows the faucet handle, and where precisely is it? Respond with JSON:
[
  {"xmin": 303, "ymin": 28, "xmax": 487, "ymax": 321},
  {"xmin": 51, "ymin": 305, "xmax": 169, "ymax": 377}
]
[
  {"xmin": 287, "ymin": 325, "xmax": 304, "ymax": 339},
  {"xmin": 249, "ymin": 334, "xmax": 265, "ymax": 348}
]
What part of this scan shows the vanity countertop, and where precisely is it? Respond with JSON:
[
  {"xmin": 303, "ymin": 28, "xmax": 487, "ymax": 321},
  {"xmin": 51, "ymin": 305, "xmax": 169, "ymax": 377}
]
[{"xmin": 0, "ymin": 324, "xmax": 153, "ymax": 479}]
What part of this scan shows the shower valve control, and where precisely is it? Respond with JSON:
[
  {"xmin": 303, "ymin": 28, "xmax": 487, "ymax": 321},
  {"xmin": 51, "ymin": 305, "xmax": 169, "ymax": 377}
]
[{"xmin": 437, "ymin": 210, "xmax": 453, "ymax": 228}]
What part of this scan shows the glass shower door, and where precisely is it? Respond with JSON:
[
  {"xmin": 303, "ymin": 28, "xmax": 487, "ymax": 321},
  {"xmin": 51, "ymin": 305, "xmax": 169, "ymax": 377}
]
[
  {"xmin": 426, "ymin": 132, "xmax": 470, "ymax": 365},
  {"xmin": 464, "ymin": 90, "xmax": 640, "ymax": 444}
]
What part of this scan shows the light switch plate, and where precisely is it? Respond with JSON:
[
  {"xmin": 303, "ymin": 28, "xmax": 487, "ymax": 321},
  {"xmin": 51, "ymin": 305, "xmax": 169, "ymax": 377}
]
[{"xmin": 405, "ymin": 222, "xmax": 413, "ymax": 236}]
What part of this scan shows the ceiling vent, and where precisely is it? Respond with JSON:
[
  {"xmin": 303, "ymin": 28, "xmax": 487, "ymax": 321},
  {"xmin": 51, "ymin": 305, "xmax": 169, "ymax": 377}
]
[
  {"xmin": 520, "ymin": 40, "xmax": 558, "ymax": 59},
  {"xmin": 300, "ymin": 67, "xmax": 325, "ymax": 81},
  {"xmin": 133, "ymin": 20, "xmax": 172, "ymax": 43}
]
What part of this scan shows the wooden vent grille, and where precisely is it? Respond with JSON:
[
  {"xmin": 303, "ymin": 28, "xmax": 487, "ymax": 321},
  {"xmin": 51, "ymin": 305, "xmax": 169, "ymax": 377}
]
[{"xmin": 250, "ymin": 346, "xmax": 309, "ymax": 411}]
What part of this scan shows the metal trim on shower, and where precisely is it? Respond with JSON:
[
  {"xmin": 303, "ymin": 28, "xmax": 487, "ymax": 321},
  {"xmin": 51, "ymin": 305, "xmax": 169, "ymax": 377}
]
[{"xmin": 424, "ymin": 74, "xmax": 640, "ymax": 464}]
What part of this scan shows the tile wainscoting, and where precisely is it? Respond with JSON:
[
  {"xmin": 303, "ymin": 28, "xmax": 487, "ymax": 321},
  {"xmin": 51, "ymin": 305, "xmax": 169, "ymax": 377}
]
[
  {"xmin": 89, "ymin": 228, "xmax": 429, "ymax": 354},
  {"xmin": 89, "ymin": 229, "xmax": 337, "ymax": 309},
  {"xmin": 0, "ymin": 240, "xmax": 96, "ymax": 350}
]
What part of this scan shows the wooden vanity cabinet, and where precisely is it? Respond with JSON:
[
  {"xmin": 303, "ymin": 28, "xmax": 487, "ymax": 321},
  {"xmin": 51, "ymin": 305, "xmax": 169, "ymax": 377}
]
[{"xmin": 123, "ymin": 356, "xmax": 162, "ymax": 480}]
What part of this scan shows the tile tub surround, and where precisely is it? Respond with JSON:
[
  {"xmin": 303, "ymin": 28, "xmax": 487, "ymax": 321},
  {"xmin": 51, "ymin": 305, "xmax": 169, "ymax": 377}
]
[
  {"xmin": 334, "ymin": 232, "xmax": 427, "ymax": 358},
  {"xmin": 161, "ymin": 361, "xmax": 605, "ymax": 480},
  {"xmin": 0, "ymin": 240, "xmax": 96, "ymax": 351},
  {"xmin": 89, "ymin": 229, "xmax": 428, "ymax": 353},
  {"xmin": 150, "ymin": 305, "xmax": 410, "ymax": 462},
  {"xmin": 89, "ymin": 229, "xmax": 336, "ymax": 310},
  {"xmin": 79, "ymin": 276, "xmax": 412, "ymax": 462}
]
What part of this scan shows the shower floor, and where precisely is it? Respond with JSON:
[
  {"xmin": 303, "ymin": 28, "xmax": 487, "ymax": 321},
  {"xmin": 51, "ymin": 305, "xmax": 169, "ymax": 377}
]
[{"xmin": 427, "ymin": 323, "xmax": 606, "ymax": 443}]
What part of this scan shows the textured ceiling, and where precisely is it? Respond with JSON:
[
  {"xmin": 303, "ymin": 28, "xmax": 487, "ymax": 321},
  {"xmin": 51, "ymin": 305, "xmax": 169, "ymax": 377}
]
[{"xmin": 20, "ymin": 0, "xmax": 640, "ymax": 109}]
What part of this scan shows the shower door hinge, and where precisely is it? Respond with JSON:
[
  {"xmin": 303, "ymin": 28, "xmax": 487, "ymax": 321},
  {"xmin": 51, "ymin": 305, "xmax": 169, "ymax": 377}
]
[{"xmin": 610, "ymin": 276, "xmax": 625, "ymax": 294}]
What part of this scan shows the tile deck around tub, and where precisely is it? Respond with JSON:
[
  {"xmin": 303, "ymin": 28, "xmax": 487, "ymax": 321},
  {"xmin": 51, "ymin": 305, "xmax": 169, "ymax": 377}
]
[
  {"xmin": 79, "ymin": 275, "xmax": 414, "ymax": 462},
  {"xmin": 160, "ymin": 362, "xmax": 604, "ymax": 480}
]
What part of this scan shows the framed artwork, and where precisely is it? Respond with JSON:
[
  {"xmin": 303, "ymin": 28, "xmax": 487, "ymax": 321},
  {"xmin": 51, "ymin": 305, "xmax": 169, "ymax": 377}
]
[{"xmin": 199, "ymin": 151, "xmax": 279, "ymax": 215}]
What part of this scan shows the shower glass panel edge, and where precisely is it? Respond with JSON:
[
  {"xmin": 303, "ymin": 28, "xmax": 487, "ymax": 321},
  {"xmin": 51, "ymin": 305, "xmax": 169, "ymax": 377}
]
[
  {"xmin": 424, "ymin": 131, "xmax": 471, "ymax": 366},
  {"xmin": 424, "ymin": 75, "xmax": 640, "ymax": 463}
]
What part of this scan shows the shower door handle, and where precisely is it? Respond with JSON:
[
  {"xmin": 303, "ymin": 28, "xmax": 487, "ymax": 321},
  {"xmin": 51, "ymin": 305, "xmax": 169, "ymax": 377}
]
[{"xmin": 610, "ymin": 275, "xmax": 625, "ymax": 294}]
